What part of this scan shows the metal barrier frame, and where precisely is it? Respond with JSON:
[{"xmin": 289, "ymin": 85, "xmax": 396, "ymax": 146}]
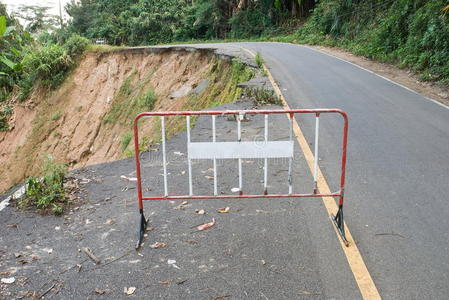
[{"xmin": 133, "ymin": 109, "xmax": 349, "ymax": 248}]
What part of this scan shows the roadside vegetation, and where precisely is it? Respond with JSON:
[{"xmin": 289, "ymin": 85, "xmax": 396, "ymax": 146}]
[
  {"xmin": 19, "ymin": 155, "xmax": 68, "ymax": 215},
  {"xmin": 279, "ymin": 0, "xmax": 449, "ymax": 84},
  {"xmin": 61, "ymin": 0, "xmax": 449, "ymax": 85},
  {"xmin": 0, "ymin": 3, "xmax": 91, "ymax": 130}
]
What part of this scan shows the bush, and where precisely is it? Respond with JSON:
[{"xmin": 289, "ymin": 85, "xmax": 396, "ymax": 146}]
[
  {"xmin": 0, "ymin": 105, "xmax": 12, "ymax": 131},
  {"xmin": 296, "ymin": 0, "xmax": 449, "ymax": 83},
  {"xmin": 64, "ymin": 34, "xmax": 90, "ymax": 56},
  {"xmin": 20, "ymin": 156, "xmax": 68, "ymax": 215},
  {"xmin": 139, "ymin": 89, "xmax": 157, "ymax": 111},
  {"xmin": 21, "ymin": 44, "xmax": 72, "ymax": 91}
]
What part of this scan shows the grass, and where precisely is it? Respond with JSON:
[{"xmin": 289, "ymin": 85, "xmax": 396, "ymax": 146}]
[
  {"xmin": 255, "ymin": 52, "xmax": 264, "ymax": 68},
  {"xmin": 87, "ymin": 44, "xmax": 125, "ymax": 53},
  {"xmin": 51, "ymin": 111, "xmax": 61, "ymax": 121},
  {"xmin": 121, "ymin": 131, "xmax": 133, "ymax": 151},
  {"xmin": 246, "ymin": 87, "xmax": 282, "ymax": 106}
]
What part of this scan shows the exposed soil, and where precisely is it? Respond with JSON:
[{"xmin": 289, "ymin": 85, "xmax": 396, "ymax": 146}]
[
  {"xmin": 0, "ymin": 48, "xmax": 244, "ymax": 194},
  {"xmin": 310, "ymin": 45, "xmax": 449, "ymax": 107}
]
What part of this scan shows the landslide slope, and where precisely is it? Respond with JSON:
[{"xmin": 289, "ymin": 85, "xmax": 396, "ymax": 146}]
[{"xmin": 0, "ymin": 48, "xmax": 253, "ymax": 193}]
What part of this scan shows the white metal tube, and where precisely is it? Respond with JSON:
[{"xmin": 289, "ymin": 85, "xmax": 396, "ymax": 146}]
[
  {"xmin": 212, "ymin": 115, "xmax": 217, "ymax": 196},
  {"xmin": 186, "ymin": 116, "xmax": 193, "ymax": 196},
  {"xmin": 161, "ymin": 116, "xmax": 168, "ymax": 196},
  {"xmin": 288, "ymin": 114, "xmax": 293, "ymax": 195},
  {"xmin": 313, "ymin": 114, "xmax": 320, "ymax": 191},
  {"xmin": 238, "ymin": 114, "xmax": 242, "ymax": 193},
  {"xmin": 264, "ymin": 114, "xmax": 268, "ymax": 193}
]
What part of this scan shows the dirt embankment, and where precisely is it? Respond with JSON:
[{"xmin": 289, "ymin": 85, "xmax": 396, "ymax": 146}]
[{"xmin": 0, "ymin": 48, "xmax": 251, "ymax": 193}]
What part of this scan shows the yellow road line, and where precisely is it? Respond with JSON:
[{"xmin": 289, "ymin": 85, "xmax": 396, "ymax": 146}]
[{"xmin": 243, "ymin": 48, "xmax": 381, "ymax": 300}]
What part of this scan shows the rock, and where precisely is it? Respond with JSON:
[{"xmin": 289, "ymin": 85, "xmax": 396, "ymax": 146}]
[
  {"xmin": 191, "ymin": 80, "xmax": 210, "ymax": 95},
  {"xmin": 170, "ymin": 85, "xmax": 192, "ymax": 98},
  {"xmin": 237, "ymin": 77, "xmax": 273, "ymax": 91}
]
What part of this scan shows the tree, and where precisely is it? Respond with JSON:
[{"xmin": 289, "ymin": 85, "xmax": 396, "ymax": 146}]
[{"xmin": 15, "ymin": 5, "xmax": 60, "ymax": 34}]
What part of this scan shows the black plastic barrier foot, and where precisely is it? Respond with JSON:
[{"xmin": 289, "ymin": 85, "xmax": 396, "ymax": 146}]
[
  {"xmin": 332, "ymin": 205, "xmax": 349, "ymax": 246},
  {"xmin": 136, "ymin": 209, "xmax": 148, "ymax": 250}
]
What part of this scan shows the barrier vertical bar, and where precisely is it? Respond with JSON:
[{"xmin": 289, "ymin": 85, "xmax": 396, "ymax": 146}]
[
  {"xmin": 237, "ymin": 113, "xmax": 243, "ymax": 195},
  {"xmin": 288, "ymin": 113, "xmax": 293, "ymax": 195},
  {"xmin": 313, "ymin": 113, "xmax": 320, "ymax": 194},
  {"xmin": 186, "ymin": 116, "xmax": 193, "ymax": 196},
  {"xmin": 161, "ymin": 116, "xmax": 168, "ymax": 197},
  {"xmin": 134, "ymin": 114, "xmax": 147, "ymax": 249},
  {"xmin": 212, "ymin": 115, "xmax": 218, "ymax": 196},
  {"xmin": 264, "ymin": 114, "xmax": 268, "ymax": 195},
  {"xmin": 332, "ymin": 111, "xmax": 349, "ymax": 246}
]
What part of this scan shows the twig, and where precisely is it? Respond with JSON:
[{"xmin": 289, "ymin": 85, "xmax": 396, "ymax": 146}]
[
  {"xmin": 375, "ymin": 232, "xmax": 405, "ymax": 238},
  {"xmin": 82, "ymin": 247, "xmax": 101, "ymax": 264},
  {"xmin": 59, "ymin": 259, "xmax": 88, "ymax": 274},
  {"xmin": 98, "ymin": 250, "xmax": 132, "ymax": 268},
  {"xmin": 38, "ymin": 282, "xmax": 56, "ymax": 299}
]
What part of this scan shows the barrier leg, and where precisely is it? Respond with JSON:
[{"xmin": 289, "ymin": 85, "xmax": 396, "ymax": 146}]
[
  {"xmin": 332, "ymin": 204, "xmax": 349, "ymax": 246},
  {"xmin": 136, "ymin": 209, "xmax": 148, "ymax": 249}
]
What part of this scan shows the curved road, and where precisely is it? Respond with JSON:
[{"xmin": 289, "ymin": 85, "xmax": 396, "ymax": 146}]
[
  {"xmin": 186, "ymin": 41, "xmax": 449, "ymax": 299},
  {"xmin": 243, "ymin": 42, "xmax": 449, "ymax": 299}
]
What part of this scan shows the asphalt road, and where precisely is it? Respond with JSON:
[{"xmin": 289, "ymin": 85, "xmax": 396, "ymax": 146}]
[{"xmin": 228, "ymin": 42, "xmax": 449, "ymax": 299}]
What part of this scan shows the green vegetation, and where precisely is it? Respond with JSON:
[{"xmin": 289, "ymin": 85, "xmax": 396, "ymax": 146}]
[
  {"xmin": 246, "ymin": 87, "xmax": 282, "ymax": 106},
  {"xmin": 121, "ymin": 131, "xmax": 133, "ymax": 151},
  {"xmin": 0, "ymin": 104, "xmax": 12, "ymax": 131},
  {"xmin": 20, "ymin": 155, "xmax": 68, "ymax": 215},
  {"xmin": 286, "ymin": 0, "xmax": 449, "ymax": 83},
  {"xmin": 64, "ymin": 0, "xmax": 314, "ymax": 45},
  {"xmin": 0, "ymin": 2, "xmax": 92, "ymax": 129},
  {"xmin": 51, "ymin": 111, "xmax": 61, "ymax": 121},
  {"xmin": 255, "ymin": 52, "xmax": 264, "ymax": 69},
  {"xmin": 102, "ymin": 70, "xmax": 157, "ymax": 128},
  {"xmin": 61, "ymin": 0, "xmax": 448, "ymax": 84}
]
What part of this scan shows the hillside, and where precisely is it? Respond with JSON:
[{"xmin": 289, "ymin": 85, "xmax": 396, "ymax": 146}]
[{"xmin": 0, "ymin": 47, "xmax": 255, "ymax": 193}]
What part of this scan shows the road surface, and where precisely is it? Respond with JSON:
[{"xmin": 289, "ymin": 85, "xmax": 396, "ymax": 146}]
[{"xmin": 234, "ymin": 42, "xmax": 449, "ymax": 299}]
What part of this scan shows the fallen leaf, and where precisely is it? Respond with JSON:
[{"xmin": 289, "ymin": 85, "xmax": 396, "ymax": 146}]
[
  {"xmin": 150, "ymin": 242, "xmax": 166, "ymax": 249},
  {"xmin": 185, "ymin": 240, "xmax": 198, "ymax": 245},
  {"xmin": 197, "ymin": 218, "xmax": 215, "ymax": 231},
  {"xmin": 167, "ymin": 259, "xmax": 180, "ymax": 269},
  {"xmin": 14, "ymin": 253, "xmax": 22, "ymax": 258},
  {"xmin": 261, "ymin": 260, "xmax": 266, "ymax": 265},
  {"xmin": 19, "ymin": 291, "xmax": 33, "ymax": 297},
  {"xmin": 256, "ymin": 209, "xmax": 269, "ymax": 214},
  {"xmin": 205, "ymin": 175, "xmax": 214, "ymax": 180},
  {"xmin": 1, "ymin": 277, "xmax": 15, "ymax": 284},
  {"xmin": 124, "ymin": 287, "xmax": 136, "ymax": 295},
  {"xmin": 195, "ymin": 209, "xmax": 205, "ymax": 215},
  {"xmin": 174, "ymin": 201, "xmax": 189, "ymax": 210},
  {"xmin": 17, "ymin": 260, "xmax": 28, "ymax": 265},
  {"xmin": 120, "ymin": 175, "xmax": 137, "ymax": 182},
  {"xmin": 158, "ymin": 280, "xmax": 171, "ymax": 285},
  {"xmin": 104, "ymin": 218, "xmax": 115, "ymax": 225},
  {"xmin": 213, "ymin": 295, "xmax": 231, "ymax": 299},
  {"xmin": 217, "ymin": 207, "xmax": 230, "ymax": 213},
  {"xmin": 95, "ymin": 289, "xmax": 107, "ymax": 295},
  {"xmin": 16, "ymin": 276, "xmax": 28, "ymax": 286}
]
